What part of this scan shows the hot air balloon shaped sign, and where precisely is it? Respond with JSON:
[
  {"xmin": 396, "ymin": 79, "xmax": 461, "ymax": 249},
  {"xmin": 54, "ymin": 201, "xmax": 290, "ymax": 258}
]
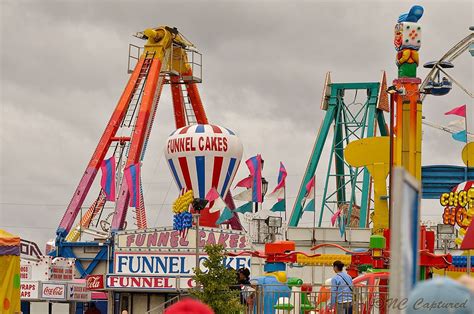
[{"xmin": 165, "ymin": 124, "xmax": 243, "ymax": 227}]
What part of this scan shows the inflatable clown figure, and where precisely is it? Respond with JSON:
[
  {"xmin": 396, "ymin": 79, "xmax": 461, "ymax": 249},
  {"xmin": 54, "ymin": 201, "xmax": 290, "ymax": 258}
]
[{"xmin": 394, "ymin": 5, "xmax": 424, "ymax": 78}]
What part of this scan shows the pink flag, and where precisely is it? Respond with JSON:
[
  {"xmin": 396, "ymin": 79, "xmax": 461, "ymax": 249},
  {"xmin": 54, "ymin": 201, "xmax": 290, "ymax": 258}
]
[
  {"xmin": 305, "ymin": 176, "xmax": 315, "ymax": 196},
  {"xmin": 444, "ymin": 104, "xmax": 466, "ymax": 117},
  {"xmin": 124, "ymin": 163, "xmax": 140, "ymax": 207},
  {"xmin": 235, "ymin": 176, "xmax": 253, "ymax": 189},
  {"xmin": 100, "ymin": 157, "xmax": 116, "ymax": 201},
  {"xmin": 271, "ymin": 162, "xmax": 287, "ymax": 194},
  {"xmin": 205, "ymin": 187, "xmax": 220, "ymax": 203},
  {"xmin": 246, "ymin": 155, "xmax": 263, "ymax": 202},
  {"xmin": 331, "ymin": 208, "xmax": 342, "ymax": 226}
]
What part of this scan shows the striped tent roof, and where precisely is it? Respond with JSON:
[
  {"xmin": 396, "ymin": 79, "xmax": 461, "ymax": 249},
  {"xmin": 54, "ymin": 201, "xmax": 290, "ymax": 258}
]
[{"xmin": 0, "ymin": 229, "xmax": 20, "ymax": 256}]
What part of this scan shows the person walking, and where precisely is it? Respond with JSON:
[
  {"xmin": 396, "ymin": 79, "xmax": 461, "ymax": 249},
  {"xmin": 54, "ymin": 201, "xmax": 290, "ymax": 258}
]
[{"xmin": 330, "ymin": 260, "xmax": 353, "ymax": 314}]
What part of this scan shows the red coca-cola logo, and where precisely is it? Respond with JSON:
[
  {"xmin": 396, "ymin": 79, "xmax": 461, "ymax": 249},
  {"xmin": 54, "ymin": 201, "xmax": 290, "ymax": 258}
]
[
  {"xmin": 86, "ymin": 275, "xmax": 104, "ymax": 290},
  {"xmin": 43, "ymin": 286, "xmax": 64, "ymax": 296}
]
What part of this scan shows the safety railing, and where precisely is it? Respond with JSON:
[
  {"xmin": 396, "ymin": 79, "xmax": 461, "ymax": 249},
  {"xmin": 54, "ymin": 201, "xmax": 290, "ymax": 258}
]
[{"xmin": 238, "ymin": 284, "xmax": 389, "ymax": 314}]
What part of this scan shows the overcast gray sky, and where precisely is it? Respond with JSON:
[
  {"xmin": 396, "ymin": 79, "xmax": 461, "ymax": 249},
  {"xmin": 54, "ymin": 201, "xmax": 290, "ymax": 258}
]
[{"xmin": 1, "ymin": 0, "xmax": 472, "ymax": 248}]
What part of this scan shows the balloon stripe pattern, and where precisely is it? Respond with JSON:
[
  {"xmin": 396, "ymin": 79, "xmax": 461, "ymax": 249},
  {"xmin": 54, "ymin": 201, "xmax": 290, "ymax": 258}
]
[{"xmin": 165, "ymin": 124, "xmax": 243, "ymax": 201}]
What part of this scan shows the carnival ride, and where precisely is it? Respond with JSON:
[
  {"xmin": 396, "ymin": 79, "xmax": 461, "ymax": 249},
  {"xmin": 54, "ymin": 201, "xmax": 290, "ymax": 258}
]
[
  {"xmin": 288, "ymin": 6, "xmax": 473, "ymax": 240},
  {"xmin": 52, "ymin": 26, "xmax": 244, "ymax": 277},
  {"xmin": 288, "ymin": 72, "xmax": 390, "ymax": 232}
]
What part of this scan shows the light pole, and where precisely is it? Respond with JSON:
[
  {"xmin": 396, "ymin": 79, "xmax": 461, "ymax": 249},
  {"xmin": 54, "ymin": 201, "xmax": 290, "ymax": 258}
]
[{"xmin": 192, "ymin": 198, "xmax": 208, "ymax": 272}]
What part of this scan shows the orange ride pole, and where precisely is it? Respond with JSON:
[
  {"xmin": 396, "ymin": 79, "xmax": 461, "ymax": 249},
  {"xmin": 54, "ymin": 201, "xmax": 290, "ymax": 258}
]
[
  {"xmin": 393, "ymin": 78, "xmax": 422, "ymax": 180},
  {"xmin": 170, "ymin": 76, "xmax": 187, "ymax": 128},
  {"xmin": 112, "ymin": 57, "xmax": 164, "ymax": 232}
]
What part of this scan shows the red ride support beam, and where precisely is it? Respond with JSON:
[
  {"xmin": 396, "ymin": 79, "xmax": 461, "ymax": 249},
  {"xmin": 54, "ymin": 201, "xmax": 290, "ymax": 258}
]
[
  {"xmin": 112, "ymin": 58, "xmax": 164, "ymax": 232},
  {"xmin": 184, "ymin": 70, "xmax": 208, "ymax": 124},
  {"xmin": 170, "ymin": 76, "xmax": 187, "ymax": 128},
  {"xmin": 56, "ymin": 58, "xmax": 146, "ymax": 237}
]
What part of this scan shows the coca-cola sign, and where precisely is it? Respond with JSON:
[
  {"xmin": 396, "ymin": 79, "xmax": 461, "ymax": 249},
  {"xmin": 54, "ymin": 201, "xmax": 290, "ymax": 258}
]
[
  {"xmin": 41, "ymin": 283, "xmax": 66, "ymax": 300},
  {"xmin": 86, "ymin": 275, "xmax": 105, "ymax": 290}
]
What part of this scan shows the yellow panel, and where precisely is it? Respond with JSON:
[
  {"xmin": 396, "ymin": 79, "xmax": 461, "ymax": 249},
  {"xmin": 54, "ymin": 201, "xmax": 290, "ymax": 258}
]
[
  {"xmin": 462, "ymin": 142, "xmax": 474, "ymax": 167},
  {"xmin": 344, "ymin": 137, "xmax": 390, "ymax": 167},
  {"xmin": 345, "ymin": 138, "xmax": 390, "ymax": 234},
  {"xmin": 432, "ymin": 268, "xmax": 474, "ymax": 279},
  {"xmin": 296, "ymin": 254, "xmax": 351, "ymax": 266}
]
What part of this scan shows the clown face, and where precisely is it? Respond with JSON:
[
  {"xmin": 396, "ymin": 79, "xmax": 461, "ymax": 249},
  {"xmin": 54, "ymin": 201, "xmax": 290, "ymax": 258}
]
[{"xmin": 394, "ymin": 22, "xmax": 421, "ymax": 51}]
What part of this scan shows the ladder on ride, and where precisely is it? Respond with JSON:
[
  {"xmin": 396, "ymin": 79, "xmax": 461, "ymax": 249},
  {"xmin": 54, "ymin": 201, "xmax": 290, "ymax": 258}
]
[
  {"xmin": 122, "ymin": 52, "xmax": 155, "ymax": 127},
  {"xmin": 180, "ymin": 83, "xmax": 197, "ymax": 125}
]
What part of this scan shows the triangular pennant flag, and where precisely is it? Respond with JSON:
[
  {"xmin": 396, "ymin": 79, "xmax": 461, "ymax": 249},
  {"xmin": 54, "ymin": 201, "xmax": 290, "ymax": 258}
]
[
  {"xmin": 270, "ymin": 162, "xmax": 287, "ymax": 194},
  {"xmin": 452, "ymin": 130, "xmax": 467, "ymax": 143},
  {"xmin": 331, "ymin": 208, "xmax": 342, "ymax": 226},
  {"xmin": 233, "ymin": 189, "xmax": 253, "ymax": 201},
  {"xmin": 303, "ymin": 199, "xmax": 315, "ymax": 212},
  {"xmin": 234, "ymin": 202, "xmax": 253, "ymax": 214},
  {"xmin": 448, "ymin": 119, "xmax": 465, "ymax": 130},
  {"xmin": 445, "ymin": 104, "xmax": 466, "ymax": 117},
  {"xmin": 216, "ymin": 207, "xmax": 233, "ymax": 224},
  {"xmin": 235, "ymin": 176, "xmax": 253, "ymax": 189},
  {"xmin": 305, "ymin": 176, "xmax": 315, "ymax": 194},
  {"xmin": 266, "ymin": 187, "xmax": 285, "ymax": 200},
  {"xmin": 205, "ymin": 188, "xmax": 220, "ymax": 203},
  {"xmin": 209, "ymin": 196, "xmax": 227, "ymax": 214},
  {"xmin": 270, "ymin": 199, "xmax": 286, "ymax": 212},
  {"xmin": 301, "ymin": 176, "xmax": 316, "ymax": 208}
]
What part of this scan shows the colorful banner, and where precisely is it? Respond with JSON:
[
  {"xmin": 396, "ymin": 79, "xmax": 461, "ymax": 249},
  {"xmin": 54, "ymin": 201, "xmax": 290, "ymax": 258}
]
[
  {"xmin": 124, "ymin": 163, "xmax": 141, "ymax": 207},
  {"xmin": 246, "ymin": 155, "xmax": 263, "ymax": 202},
  {"xmin": 100, "ymin": 156, "xmax": 116, "ymax": 201}
]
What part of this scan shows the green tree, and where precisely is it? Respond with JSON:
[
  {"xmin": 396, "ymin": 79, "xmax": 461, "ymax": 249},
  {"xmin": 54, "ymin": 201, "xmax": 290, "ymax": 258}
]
[{"xmin": 190, "ymin": 244, "xmax": 243, "ymax": 313}]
